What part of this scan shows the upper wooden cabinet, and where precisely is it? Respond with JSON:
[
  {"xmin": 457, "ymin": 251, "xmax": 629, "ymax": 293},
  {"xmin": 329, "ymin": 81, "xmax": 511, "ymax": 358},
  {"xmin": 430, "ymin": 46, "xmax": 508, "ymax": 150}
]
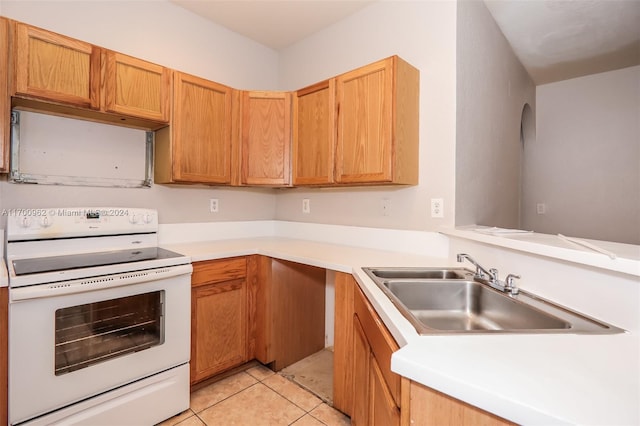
[
  {"xmin": 0, "ymin": 17, "xmax": 11, "ymax": 173},
  {"xmin": 335, "ymin": 55, "xmax": 419, "ymax": 185},
  {"xmin": 292, "ymin": 55, "xmax": 419, "ymax": 186},
  {"xmin": 240, "ymin": 91, "xmax": 292, "ymax": 186},
  {"xmin": 292, "ymin": 79, "xmax": 335, "ymax": 185},
  {"xmin": 103, "ymin": 51, "xmax": 170, "ymax": 122},
  {"xmin": 10, "ymin": 21, "xmax": 169, "ymax": 127},
  {"xmin": 155, "ymin": 72, "xmax": 235, "ymax": 184},
  {"xmin": 13, "ymin": 22, "xmax": 100, "ymax": 109},
  {"xmin": 4, "ymin": 20, "xmax": 419, "ymax": 185}
]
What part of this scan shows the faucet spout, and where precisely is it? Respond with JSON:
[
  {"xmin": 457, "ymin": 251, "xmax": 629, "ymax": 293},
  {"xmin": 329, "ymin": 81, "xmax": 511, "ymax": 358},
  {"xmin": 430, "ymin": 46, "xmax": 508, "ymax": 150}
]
[
  {"xmin": 456, "ymin": 253, "xmax": 494, "ymax": 280},
  {"xmin": 456, "ymin": 253, "xmax": 521, "ymax": 296}
]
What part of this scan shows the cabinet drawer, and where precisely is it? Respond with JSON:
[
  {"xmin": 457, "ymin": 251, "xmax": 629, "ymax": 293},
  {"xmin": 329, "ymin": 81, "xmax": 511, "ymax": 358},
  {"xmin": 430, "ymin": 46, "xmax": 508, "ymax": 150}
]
[
  {"xmin": 192, "ymin": 257, "xmax": 247, "ymax": 287},
  {"xmin": 353, "ymin": 285, "xmax": 401, "ymax": 407}
]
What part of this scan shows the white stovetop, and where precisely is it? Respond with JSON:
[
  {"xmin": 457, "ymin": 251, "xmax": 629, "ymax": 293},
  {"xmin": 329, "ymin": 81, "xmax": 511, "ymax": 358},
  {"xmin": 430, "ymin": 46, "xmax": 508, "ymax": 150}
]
[{"xmin": 159, "ymin": 221, "xmax": 639, "ymax": 426}]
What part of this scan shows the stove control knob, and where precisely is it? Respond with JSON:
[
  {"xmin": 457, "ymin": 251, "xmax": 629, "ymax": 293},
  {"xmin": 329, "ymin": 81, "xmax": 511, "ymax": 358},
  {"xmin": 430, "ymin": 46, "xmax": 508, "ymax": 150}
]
[
  {"xmin": 128, "ymin": 214, "xmax": 140, "ymax": 224},
  {"xmin": 142, "ymin": 213, "xmax": 153, "ymax": 224},
  {"xmin": 39, "ymin": 216, "xmax": 53, "ymax": 228},
  {"xmin": 19, "ymin": 216, "xmax": 32, "ymax": 228}
]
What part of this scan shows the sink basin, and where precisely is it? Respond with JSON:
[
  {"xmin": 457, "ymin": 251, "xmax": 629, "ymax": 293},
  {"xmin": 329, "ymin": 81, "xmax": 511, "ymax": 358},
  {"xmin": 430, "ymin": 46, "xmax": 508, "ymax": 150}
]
[
  {"xmin": 384, "ymin": 279, "xmax": 570, "ymax": 331},
  {"xmin": 362, "ymin": 267, "xmax": 624, "ymax": 335}
]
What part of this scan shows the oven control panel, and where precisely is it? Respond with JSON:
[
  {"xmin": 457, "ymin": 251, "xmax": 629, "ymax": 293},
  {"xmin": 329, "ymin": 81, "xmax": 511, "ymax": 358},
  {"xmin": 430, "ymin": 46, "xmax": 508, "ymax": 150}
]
[{"xmin": 6, "ymin": 207, "xmax": 158, "ymax": 241}]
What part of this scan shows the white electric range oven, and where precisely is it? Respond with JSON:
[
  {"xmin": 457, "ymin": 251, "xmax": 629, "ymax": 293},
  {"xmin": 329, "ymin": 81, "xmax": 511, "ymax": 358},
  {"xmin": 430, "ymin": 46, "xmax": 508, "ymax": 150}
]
[{"xmin": 6, "ymin": 207, "xmax": 192, "ymax": 425}]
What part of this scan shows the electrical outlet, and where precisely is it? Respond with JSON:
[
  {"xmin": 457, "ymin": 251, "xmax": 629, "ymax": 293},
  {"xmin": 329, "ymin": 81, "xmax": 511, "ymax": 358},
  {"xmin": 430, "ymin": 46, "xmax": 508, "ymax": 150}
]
[
  {"xmin": 302, "ymin": 198, "xmax": 311, "ymax": 214},
  {"xmin": 537, "ymin": 203, "xmax": 546, "ymax": 215},
  {"xmin": 210, "ymin": 198, "xmax": 219, "ymax": 213},
  {"xmin": 431, "ymin": 198, "xmax": 444, "ymax": 218}
]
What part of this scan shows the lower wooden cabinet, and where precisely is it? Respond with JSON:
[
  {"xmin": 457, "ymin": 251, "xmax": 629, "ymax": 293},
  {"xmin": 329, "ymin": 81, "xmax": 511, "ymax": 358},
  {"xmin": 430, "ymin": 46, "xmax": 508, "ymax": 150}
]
[
  {"xmin": 370, "ymin": 355, "xmax": 401, "ymax": 426},
  {"xmin": 333, "ymin": 272, "xmax": 514, "ymax": 425},
  {"xmin": 353, "ymin": 315, "xmax": 403, "ymax": 425},
  {"xmin": 190, "ymin": 255, "xmax": 325, "ymax": 384},
  {"xmin": 351, "ymin": 316, "xmax": 370, "ymax": 424},
  {"xmin": 190, "ymin": 257, "xmax": 250, "ymax": 384},
  {"xmin": 407, "ymin": 381, "xmax": 515, "ymax": 426},
  {"xmin": 351, "ymin": 281, "xmax": 402, "ymax": 426},
  {"xmin": 333, "ymin": 272, "xmax": 356, "ymax": 415},
  {"xmin": 254, "ymin": 257, "xmax": 325, "ymax": 371},
  {"xmin": 335, "ymin": 271, "xmax": 402, "ymax": 424}
]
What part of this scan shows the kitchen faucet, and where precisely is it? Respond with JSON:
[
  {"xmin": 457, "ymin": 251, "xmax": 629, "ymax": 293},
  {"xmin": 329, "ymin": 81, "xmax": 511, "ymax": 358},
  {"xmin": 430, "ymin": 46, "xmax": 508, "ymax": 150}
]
[{"xmin": 456, "ymin": 253, "xmax": 520, "ymax": 296}]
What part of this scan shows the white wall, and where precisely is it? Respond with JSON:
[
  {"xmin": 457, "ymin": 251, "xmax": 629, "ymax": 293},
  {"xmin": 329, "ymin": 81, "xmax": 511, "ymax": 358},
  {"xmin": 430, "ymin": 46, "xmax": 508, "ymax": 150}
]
[
  {"xmin": 455, "ymin": 0, "xmax": 535, "ymax": 229},
  {"xmin": 275, "ymin": 1, "xmax": 458, "ymax": 231},
  {"xmin": 1, "ymin": 1, "xmax": 459, "ymax": 231},
  {"xmin": 523, "ymin": 66, "xmax": 640, "ymax": 244},
  {"xmin": 0, "ymin": 0, "xmax": 280, "ymax": 224}
]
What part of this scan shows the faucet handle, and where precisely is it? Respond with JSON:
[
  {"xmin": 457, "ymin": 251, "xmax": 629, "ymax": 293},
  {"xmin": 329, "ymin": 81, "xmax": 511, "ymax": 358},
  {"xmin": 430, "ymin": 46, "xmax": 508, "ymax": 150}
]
[
  {"xmin": 505, "ymin": 274, "xmax": 521, "ymax": 295},
  {"xmin": 489, "ymin": 268, "xmax": 499, "ymax": 282}
]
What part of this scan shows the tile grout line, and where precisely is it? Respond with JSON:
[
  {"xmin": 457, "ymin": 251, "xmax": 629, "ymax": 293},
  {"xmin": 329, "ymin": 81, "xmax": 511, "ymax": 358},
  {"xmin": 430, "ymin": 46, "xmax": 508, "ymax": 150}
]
[
  {"xmin": 191, "ymin": 372, "xmax": 261, "ymax": 417},
  {"xmin": 188, "ymin": 367, "xmax": 343, "ymax": 426},
  {"xmin": 193, "ymin": 380, "xmax": 266, "ymax": 426},
  {"xmin": 250, "ymin": 368, "xmax": 331, "ymax": 426},
  {"xmin": 263, "ymin": 373, "xmax": 324, "ymax": 413}
]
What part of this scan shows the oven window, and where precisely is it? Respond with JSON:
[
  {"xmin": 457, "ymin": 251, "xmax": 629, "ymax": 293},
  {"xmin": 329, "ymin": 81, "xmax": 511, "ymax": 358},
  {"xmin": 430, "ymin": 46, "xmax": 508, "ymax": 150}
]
[{"xmin": 54, "ymin": 291, "xmax": 164, "ymax": 375}]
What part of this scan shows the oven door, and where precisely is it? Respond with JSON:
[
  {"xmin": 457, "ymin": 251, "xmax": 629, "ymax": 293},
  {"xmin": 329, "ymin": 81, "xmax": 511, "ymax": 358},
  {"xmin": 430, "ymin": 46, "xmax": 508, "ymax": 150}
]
[{"xmin": 9, "ymin": 272, "xmax": 191, "ymax": 425}]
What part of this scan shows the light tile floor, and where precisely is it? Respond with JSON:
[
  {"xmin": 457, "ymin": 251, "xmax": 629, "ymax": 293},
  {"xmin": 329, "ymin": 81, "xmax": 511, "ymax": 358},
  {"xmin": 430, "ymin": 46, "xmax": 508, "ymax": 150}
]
[
  {"xmin": 281, "ymin": 348, "xmax": 334, "ymax": 405},
  {"xmin": 158, "ymin": 365, "xmax": 351, "ymax": 426}
]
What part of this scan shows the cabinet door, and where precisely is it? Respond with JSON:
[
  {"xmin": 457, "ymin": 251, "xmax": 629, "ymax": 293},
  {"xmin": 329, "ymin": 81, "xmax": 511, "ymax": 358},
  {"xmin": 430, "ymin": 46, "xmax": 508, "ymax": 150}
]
[
  {"xmin": 13, "ymin": 22, "xmax": 100, "ymax": 109},
  {"xmin": 352, "ymin": 315, "xmax": 370, "ymax": 426},
  {"xmin": 0, "ymin": 18, "xmax": 10, "ymax": 173},
  {"xmin": 333, "ymin": 272, "xmax": 356, "ymax": 415},
  {"xmin": 240, "ymin": 91, "xmax": 291, "ymax": 186},
  {"xmin": 335, "ymin": 57, "xmax": 394, "ymax": 183},
  {"xmin": 292, "ymin": 80, "xmax": 335, "ymax": 185},
  {"xmin": 354, "ymin": 283, "xmax": 401, "ymax": 406},
  {"xmin": 191, "ymin": 279, "xmax": 248, "ymax": 384},
  {"xmin": 169, "ymin": 72, "xmax": 234, "ymax": 183},
  {"xmin": 370, "ymin": 355, "xmax": 401, "ymax": 426},
  {"xmin": 191, "ymin": 258, "xmax": 248, "ymax": 384},
  {"xmin": 267, "ymin": 259, "xmax": 325, "ymax": 370},
  {"xmin": 103, "ymin": 51, "xmax": 170, "ymax": 122}
]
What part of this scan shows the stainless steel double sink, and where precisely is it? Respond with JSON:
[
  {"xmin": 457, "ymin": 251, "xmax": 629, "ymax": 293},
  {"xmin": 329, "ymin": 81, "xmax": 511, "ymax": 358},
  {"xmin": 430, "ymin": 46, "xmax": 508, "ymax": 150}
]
[{"xmin": 362, "ymin": 267, "xmax": 624, "ymax": 335}]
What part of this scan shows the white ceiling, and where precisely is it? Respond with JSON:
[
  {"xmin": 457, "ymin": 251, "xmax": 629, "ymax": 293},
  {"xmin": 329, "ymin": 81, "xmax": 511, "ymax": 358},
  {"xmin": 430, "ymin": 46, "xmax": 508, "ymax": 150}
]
[
  {"xmin": 169, "ymin": 0, "xmax": 375, "ymax": 50},
  {"xmin": 170, "ymin": 0, "xmax": 640, "ymax": 84},
  {"xmin": 484, "ymin": 0, "xmax": 640, "ymax": 84}
]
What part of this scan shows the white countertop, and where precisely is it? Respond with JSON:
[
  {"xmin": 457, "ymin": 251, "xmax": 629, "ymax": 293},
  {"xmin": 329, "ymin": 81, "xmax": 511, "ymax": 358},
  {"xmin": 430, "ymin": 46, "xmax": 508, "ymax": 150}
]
[
  {"xmin": 445, "ymin": 226, "xmax": 640, "ymax": 276},
  {"xmin": 162, "ymin": 236, "xmax": 640, "ymax": 425}
]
